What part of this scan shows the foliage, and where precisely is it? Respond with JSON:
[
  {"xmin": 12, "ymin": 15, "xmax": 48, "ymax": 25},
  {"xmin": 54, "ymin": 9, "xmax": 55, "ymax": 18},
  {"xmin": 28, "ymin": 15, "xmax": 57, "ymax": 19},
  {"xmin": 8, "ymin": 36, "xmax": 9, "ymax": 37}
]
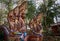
[
  {"xmin": 0, "ymin": 10, "xmax": 7, "ymax": 25},
  {"xmin": 0, "ymin": 0, "xmax": 13, "ymax": 25},
  {"xmin": 38, "ymin": 0, "xmax": 60, "ymax": 35},
  {"xmin": 0, "ymin": 0, "xmax": 13, "ymax": 11},
  {"xmin": 26, "ymin": 0, "xmax": 36, "ymax": 20}
]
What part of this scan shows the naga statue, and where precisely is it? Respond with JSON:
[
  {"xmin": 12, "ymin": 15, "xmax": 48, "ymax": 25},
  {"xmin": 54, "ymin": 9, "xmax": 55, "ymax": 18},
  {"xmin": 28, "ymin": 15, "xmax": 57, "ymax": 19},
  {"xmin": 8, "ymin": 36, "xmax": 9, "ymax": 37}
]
[
  {"xmin": 26, "ymin": 13, "xmax": 43, "ymax": 41},
  {"xmin": 8, "ymin": 1, "xmax": 27, "ymax": 36}
]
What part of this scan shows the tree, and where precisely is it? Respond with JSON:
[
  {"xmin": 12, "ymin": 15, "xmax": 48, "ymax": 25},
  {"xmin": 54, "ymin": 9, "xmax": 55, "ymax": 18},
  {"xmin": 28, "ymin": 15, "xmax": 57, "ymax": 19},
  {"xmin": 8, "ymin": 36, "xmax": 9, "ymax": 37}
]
[
  {"xmin": 38, "ymin": 0, "xmax": 60, "ymax": 35},
  {"xmin": 0, "ymin": 0, "xmax": 13, "ymax": 25},
  {"xmin": 26, "ymin": 0, "xmax": 36, "ymax": 20}
]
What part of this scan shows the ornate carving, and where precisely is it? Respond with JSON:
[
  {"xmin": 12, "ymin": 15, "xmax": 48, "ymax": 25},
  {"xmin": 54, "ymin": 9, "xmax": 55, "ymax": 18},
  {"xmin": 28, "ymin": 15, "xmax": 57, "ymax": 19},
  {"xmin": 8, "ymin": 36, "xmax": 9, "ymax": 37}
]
[
  {"xmin": 29, "ymin": 13, "xmax": 43, "ymax": 34},
  {"xmin": 8, "ymin": 1, "xmax": 27, "ymax": 35}
]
